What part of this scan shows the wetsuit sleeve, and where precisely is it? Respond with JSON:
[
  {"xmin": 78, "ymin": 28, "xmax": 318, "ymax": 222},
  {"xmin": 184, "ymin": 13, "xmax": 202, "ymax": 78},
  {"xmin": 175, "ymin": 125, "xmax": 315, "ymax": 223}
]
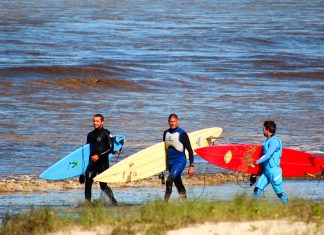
[
  {"xmin": 106, "ymin": 131, "xmax": 113, "ymax": 153},
  {"xmin": 97, "ymin": 130, "xmax": 113, "ymax": 159},
  {"xmin": 86, "ymin": 133, "xmax": 90, "ymax": 144},
  {"xmin": 256, "ymin": 138, "xmax": 280, "ymax": 165},
  {"xmin": 181, "ymin": 132, "xmax": 194, "ymax": 167}
]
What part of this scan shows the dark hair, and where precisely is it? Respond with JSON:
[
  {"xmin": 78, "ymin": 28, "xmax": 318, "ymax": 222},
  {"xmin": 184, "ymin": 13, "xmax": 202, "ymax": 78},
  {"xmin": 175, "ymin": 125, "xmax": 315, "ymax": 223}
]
[
  {"xmin": 168, "ymin": 113, "xmax": 178, "ymax": 121},
  {"xmin": 93, "ymin": 113, "xmax": 104, "ymax": 121},
  {"xmin": 264, "ymin": 120, "xmax": 276, "ymax": 134}
]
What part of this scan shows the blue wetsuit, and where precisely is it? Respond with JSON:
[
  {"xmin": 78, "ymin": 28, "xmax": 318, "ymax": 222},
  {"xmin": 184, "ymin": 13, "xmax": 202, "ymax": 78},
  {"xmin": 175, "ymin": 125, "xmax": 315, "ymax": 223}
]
[
  {"xmin": 163, "ymin": 127, "xmax": 194, "ymax": 200},
  {"xmin": 254, "ymin": 135, "xmax": 288, "ymax": 203}
]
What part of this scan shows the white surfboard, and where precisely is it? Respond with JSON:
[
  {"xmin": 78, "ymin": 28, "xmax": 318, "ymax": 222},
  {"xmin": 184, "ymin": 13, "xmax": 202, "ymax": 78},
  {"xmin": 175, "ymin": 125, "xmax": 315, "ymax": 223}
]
[{"xmin": 94, "ymin": 127, "xmax": 222, "ymax": 183}]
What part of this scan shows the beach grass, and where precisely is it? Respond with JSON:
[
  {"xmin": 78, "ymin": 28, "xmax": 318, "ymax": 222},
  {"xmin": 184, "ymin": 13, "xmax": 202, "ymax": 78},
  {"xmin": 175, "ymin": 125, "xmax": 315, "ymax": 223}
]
[{"xmin": 1, "ymin": 195, "xmax": 323, "ymax": 235}]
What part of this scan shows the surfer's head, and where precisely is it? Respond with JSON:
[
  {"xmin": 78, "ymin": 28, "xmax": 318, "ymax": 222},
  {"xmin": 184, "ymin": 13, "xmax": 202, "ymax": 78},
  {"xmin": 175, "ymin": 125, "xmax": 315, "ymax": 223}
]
[
  {"xmin": 263, "ymin": 120, "xmax": 276, "ymax": 137},
  {"xmin": 93, "ymin": 113, "xmax": 104, "ymax": 129},
  {"xmin": 168, "ymin": 113, "xmax": 179, "ymax": 130}
]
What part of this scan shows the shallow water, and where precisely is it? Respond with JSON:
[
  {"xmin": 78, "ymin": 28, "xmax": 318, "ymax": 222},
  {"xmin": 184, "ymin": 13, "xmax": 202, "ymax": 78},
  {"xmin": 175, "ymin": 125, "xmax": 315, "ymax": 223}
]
[{"xmin": 0, "ymin": 180, "xmax": 323, "ymax": 222}]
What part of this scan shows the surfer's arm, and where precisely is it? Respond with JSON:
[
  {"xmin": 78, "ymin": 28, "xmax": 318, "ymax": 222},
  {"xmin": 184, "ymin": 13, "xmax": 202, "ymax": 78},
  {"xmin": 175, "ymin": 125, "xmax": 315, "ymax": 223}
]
[
  {"xmin": 98, "ymin": 148, "xmax": 111, "ymax": 157},
  {"xmin": 256, "ymin": 138, "xmax": 280, "ymax": 164},
  {"xmin": 181, "ymin": 133, "xmax": 194, "ymax": 167},
  {"xmin": 93, "ymin": 147, "xmax": 111, "ymax": 162},
  {"xmin": 97, "ymin": 131, "xmax": 113, "ymax": 159},
  {"xmin": 105, "ymin": 130, "xmax": 114, "ymax": 153}
]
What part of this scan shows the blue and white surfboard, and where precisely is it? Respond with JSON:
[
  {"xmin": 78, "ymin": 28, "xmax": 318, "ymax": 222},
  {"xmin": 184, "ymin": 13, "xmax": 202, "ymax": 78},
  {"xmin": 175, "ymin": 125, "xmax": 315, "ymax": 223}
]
[{"xmin": 39, "ymin": 134, "xmax": 126, "ymax": 180}]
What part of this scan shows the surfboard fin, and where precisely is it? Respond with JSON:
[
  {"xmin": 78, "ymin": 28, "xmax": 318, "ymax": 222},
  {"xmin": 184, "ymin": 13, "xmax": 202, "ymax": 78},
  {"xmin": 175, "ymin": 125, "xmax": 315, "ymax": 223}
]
[
  {"xmin": 79, "ymin": 174, "xmax": 85, "ymax": 184},
  {"xmin": 249, "ymin": 174, "xmax": 257, "ymax": 186},
  {"xmin": 206, "ymin": 136, "xmax": 218, "ymax": 145},
  {"xmin": 158, "ymin": 172, "xmax": 165, "ymax": 184},
  {"xmin": 306, "ymin": 173, "xmax": 316, "ymax": 177}
]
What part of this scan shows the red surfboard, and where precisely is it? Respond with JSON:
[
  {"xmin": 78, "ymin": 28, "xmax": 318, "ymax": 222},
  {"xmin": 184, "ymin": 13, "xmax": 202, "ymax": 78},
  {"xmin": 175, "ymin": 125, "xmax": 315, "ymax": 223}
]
[{"xmin": 195, "ymin": 144, "xmax": 324, "ymax": 177}]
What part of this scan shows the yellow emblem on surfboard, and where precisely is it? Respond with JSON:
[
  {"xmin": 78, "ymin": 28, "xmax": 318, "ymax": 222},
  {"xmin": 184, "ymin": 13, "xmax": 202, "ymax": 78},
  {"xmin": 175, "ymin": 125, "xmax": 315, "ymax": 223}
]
[{"xmin": 224, "ymin": 150, "xmax": 232, "ymax": 164}]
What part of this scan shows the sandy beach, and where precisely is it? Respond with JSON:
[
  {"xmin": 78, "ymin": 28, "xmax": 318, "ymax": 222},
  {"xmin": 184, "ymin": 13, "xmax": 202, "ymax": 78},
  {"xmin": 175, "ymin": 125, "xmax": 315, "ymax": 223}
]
[
  {"xmin": 49, "ymin": 220, "xmax": 323, "ymax": 235},
  {"xmin": 168, "ymin": 220, "xmax": 323, "ymax": 235}
]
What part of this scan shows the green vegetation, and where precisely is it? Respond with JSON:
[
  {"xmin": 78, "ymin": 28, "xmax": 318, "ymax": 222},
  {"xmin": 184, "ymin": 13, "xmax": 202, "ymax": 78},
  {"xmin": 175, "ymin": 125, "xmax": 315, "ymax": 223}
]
[
  {"xmin": 0, "ymin": 207, "xmax": 67, "ymax": 235},
  {"xmin": 1, "ymin": 196, "xmax": 323, "ymax": 235}
]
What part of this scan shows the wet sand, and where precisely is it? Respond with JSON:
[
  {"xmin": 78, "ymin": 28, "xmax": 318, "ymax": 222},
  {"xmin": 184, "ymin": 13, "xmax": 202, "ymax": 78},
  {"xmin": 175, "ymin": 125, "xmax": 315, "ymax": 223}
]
[{"xmin": 0, "ymin": 173, "xmax": 322, "ymax": 193}]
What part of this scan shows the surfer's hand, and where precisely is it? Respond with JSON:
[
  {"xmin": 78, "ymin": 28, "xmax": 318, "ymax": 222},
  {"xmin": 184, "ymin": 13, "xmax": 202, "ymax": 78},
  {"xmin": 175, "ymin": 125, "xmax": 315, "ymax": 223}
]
[
  {"xmin": 188, "ymin": 166, "xmax": 194, "ymax": 177},
  {"xmin": 91, "ymin": 154, "xmax": 99, "ymax": 162},
  {"xmin": 250, "ymin": 163, "xmax": 256, "ymax": 168}
]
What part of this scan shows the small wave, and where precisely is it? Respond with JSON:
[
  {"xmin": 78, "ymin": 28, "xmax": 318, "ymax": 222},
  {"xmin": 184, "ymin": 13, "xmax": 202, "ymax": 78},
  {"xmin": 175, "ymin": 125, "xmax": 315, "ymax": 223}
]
[
  {"xmin": 192, "ymin": 77, "xmax": 216, "ymax": 82},
  {"xmin": 28, "ymin": 78, "xmax": 151, "ymax": 92},
  {"xmin": 225, "ymin": 37, "xmax": 273, "ymax": 46},
  {"xmin": 0, "ymin": 65, "xmax": 128, "ymax": 80},
  {"xmin": 260, "ymin": 71, "xmax": 324, "ymax": 80},
  {"xmin": 0, "ymin": 81, "xmax": 13, "ymax": 88}
]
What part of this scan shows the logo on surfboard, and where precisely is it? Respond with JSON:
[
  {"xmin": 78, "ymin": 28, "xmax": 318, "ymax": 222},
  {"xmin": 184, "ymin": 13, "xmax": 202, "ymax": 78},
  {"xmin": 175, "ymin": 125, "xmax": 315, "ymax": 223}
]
[
  {"xmin": 69, "ymin": 161, "xmax": 79, "ymax": 169},
  {"xmin": 224, "ymin": 150, "xmax": 232, "ymax": 164}
]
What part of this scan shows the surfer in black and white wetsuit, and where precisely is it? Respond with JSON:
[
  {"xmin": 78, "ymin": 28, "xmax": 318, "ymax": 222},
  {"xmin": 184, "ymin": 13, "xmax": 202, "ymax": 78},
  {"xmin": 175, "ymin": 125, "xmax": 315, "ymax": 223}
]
[
  {"xmin": 83, "ymin": 113, "xmax": 117, "ymax": 205},
  {"xmin": 163, "ymin": 113, "xmax": 194, "ymax": 202}
]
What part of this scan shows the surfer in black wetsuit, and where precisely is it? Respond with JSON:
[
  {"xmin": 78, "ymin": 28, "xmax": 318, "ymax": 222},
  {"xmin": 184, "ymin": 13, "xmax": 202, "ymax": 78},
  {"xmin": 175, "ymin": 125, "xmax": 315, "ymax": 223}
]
[{"xmin": 83, "ymin": 114, "xmax": 117, "ymax": 205}]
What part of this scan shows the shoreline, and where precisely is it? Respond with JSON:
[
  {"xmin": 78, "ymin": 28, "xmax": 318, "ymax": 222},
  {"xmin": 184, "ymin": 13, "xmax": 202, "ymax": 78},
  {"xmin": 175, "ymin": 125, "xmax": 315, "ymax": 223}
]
[{"xmin": 0, "ymin": 172, "xmax": 322, "ymax": 193}]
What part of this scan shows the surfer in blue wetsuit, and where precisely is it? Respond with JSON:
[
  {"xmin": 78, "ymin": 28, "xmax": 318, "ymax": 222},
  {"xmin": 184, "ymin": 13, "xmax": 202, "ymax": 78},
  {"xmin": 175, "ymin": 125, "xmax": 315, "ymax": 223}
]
[
  {"xmin": 250, "ymin": 120, "xmax": 288, "ymax": 203},
  {"xmin": 83, "ymin": 114, "xmax": 117, "ymax": 205},
  {"xmin": 163, "ymin": 113, "xmax": 194, "ymax": 202}
]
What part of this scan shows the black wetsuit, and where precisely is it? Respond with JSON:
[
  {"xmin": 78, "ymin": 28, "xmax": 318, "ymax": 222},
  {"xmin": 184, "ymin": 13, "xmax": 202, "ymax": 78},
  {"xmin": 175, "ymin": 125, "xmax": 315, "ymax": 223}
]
[{"xmin": 85, "ymin": 127, "xmax": 117, "ymax": 204}]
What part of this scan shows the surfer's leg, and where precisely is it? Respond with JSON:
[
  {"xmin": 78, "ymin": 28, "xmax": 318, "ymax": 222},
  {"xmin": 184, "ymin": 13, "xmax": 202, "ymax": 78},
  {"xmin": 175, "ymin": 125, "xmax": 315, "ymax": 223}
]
[
  {"xmin": 277, "ymin": 192, "xmax": 288, "ymax": 204},
  {"xmin": 270, "ymin": 167, "xmax": 288, "ymax": 204},
  {"xmin": 254, "ymin": 173, "xmax": 269, "ymax": 199},
  {"xmin": 98, "ymin": 163, "xmax": 117, "ymax": 205},
  {"xmin": 165, "ymin": 162, "xmax": 176, "ymax": 201},
  {"xmin": 100, "ymin": 182, "xmax": 118, "ymax": 206},
  {"xmin": 174, "ymin": 176, "xmax": 187, "ymax": 199},
  {"xmin": 85, "ymin": 167, "xmax": 96, "ymax": 201},
  {"xmin": 165, "ymin": 173, "xmax": 174, "ymax": 202},
  {"xmin": 173, "ymin": 160, "xmax": 187, "ymax": 199}
]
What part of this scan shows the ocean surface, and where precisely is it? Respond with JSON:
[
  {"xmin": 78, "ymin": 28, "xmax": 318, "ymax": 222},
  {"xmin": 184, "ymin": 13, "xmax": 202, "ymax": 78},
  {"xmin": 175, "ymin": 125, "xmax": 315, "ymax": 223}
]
[{"xmin": 0, "ymin": 0, "xmax": 323, "ymax": 221}]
